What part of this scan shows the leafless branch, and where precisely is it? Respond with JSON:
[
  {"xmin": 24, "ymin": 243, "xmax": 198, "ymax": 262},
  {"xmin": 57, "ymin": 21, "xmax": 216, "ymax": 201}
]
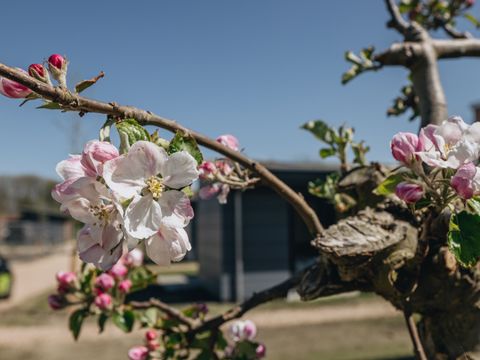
[
  {"xmin": 442, "ymin": 23, "xmax": 472, "ymax": 39},
  {"xmin": 385, "ymin": 0, "xmax": 410, "ymax": 35},
  {"xmin": 404, "ymin": 309, "xmax": 428, "ymax": 360},
  {"xmin": 0, "ymin": 63, "xmax": 324, "ymax": 236},
  {"xmin": 187, "ymin": 272, "xmax": 302, "ymax": 337},
  {"xmin": 433, "ymin": 38, "xmax": 480, "ymax": 58}
]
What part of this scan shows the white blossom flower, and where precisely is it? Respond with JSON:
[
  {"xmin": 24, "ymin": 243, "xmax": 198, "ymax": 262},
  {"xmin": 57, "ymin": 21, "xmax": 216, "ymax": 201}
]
[
  {"xmin": 417, "ymin": 116, "xmax": 480, "ymax": 169},
  {"xmin": 103, "ymin": 141, "xmax": 199, "ymax": 240}
]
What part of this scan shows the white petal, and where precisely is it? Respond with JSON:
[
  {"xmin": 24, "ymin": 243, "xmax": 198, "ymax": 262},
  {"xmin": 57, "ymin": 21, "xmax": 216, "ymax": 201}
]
[
  {"xmin": 145, "ymin": 226, "xmax": 191, "ymax": 265},
  {"xmin": 56, "ymin": 155, "xmax": 86, "ymax": 180},
  {"xmin": 163, "ymin": 151, "xmax": 199, "ymax": 189},
  {"xmin": 103, "ymin": 142, "xmax": 168, "ymax": 199},
  {"xmin": 124, "ymin": 194, "xmax": 163, "ymax": 239},
  {"xmin": 158, "ymin": 190, "xmax": 194, "ymax": 227}
]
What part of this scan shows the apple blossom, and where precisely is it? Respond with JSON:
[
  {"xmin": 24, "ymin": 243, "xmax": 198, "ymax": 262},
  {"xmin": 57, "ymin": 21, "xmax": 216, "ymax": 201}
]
[
  {"xmin": 80, "ymin": 140, "xmax": 119, "ymax": 177},
  {"xmin": 145, "ymin": 222, "xmax": 192, "ymax": 266},
  {"xmin": 56, "ymin": 271, "xmax": 77, "ymax": 292},
  {"xmin": 229, "ymin": 319, "xmax": 258, "ymax": 342},
  {"xmin": 395, "ymin": 182, "xmax": 424, "ymax": 204},
  {"xmin": 48, "ymin": 54, "xmax": 65, "ymax": 70},
  {"xmin": 390, "ymin": 132, "xmax": 424, "ymax": 166},
  {"xmin": 48, "ymin": 294, "xmax": 65, "ymax": 310},
  {"xmin": 243, "ymin": 320, "xmax": 257, "ymax": 340},
  {"xmin": 216, "ymin": 134, "xmax": 240, "ymax": 151},
  {"xmin": 124, "ymin": 248, "xmax": 144, "ymax": 267},
  {"xmin": 0, "ymin": 69, "xmax": 32, "ymax": 98},
  {"xmin": 256, "ymin": 344, "xmax": 266, "ymax": 358},
  {"xmin": 451, "ymin": 162, "xmax": 480, "ymax": 199},
  {"xmin": 94, "ymin": 293, "xmax": 112, "ymax": 310},
  {"xmin": 103, "ymin": 141, "xmax": 198, "ymax": 240},
  {"xmin": 199, "ymin": 161, "xmax": 217, "ymax": 180},
  {"xmin": 77, "ymin": 224, "xmax": 124, "ymax": 271},
  {"xmin": 417, "ymin": 116, "xmax": 480, "ymax": 169},
  {"xmin": 145, "ymin": 330, "xmax": 157, "ymax": 341},
  {"xmin": 118, "ymin": 279, "xmax": 132, "ymax": 293},
  {"xmin": 95, "ymin": 273, "xmax": 115, "ymax": 290},
  {"xmin": 199, "ymin": 183, "xmax": 230, "ymax": 204},
  {"xmin": 128, "ymin": 346, "xmax": 149, "ymax": 360},
  {"xmin": 110, "ymin": 262, "xmax": 128, "ymax": 279}
]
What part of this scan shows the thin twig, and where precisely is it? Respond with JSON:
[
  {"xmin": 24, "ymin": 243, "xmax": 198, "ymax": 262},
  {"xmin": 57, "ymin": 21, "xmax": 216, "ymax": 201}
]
[
  {"xmin": 0, "ymin": 63, "xmax": 324, "ymax": 236},
  {"xmin": 403, "ymin": 309, "xmax": 428, "ymax": 360},
  {"xmin": 187, "ymin": 272, "xmax": 302, "ymax": 337},
  {"xmin": 129, "ymin": 298, "xmax": 194, "ymax": 328},
  {"xmin": 385, "ymin": 0, "xmax": 410, "ymax": 35}
]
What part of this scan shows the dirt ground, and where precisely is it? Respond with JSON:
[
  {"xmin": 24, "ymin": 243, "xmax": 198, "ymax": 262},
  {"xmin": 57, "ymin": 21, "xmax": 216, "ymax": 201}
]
[{"xmin": 0, "ymin": 292, "xmax": 414, "ymax": 360}]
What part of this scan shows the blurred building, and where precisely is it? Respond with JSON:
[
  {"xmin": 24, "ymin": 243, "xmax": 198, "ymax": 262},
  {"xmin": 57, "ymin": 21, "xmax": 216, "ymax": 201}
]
[{"xmin": 194, "ymin": 162, "xmax": 336, "ymax": 301}]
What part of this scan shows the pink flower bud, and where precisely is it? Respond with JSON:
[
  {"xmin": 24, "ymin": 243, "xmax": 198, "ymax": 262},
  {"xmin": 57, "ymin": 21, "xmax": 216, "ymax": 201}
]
[
  {"xmin": 81, "ymin": 140, "xmax": 119, "ymax": 177},
  {"xmin": 199, "ymin": 184, "xmax": 221, "ymax": 200},
  {"xmin": 145, "ymin": 329, "xmax": 158, "ymax": 341},
  {"xmin": 199, "ymin": 161, "xmax": 217, "ymax": 180},
  {"xmin": 395, "ymin": 182, "xmax": 424, "ymax": 204},
  {"xmin": 128, "ymin": 346, "xmax": 149, "ymax": 360},
  {"xmin": 110, "ymin": 262, "xmax": 128, "ymax": 279},
  {"xmin": 256, "ymin": 343, "xmax": 266, "ymax": 358},
  {"xmin": 216, "ymin": 134, "xmax": 240, "ymax": 151},
  {"xmin": 95, "ymin": 273, "xmax": 115, "ymax": 290},
  {"xmin": 28, "ymin": 63, "xmax": 46, "ymax": 78},
  {"xmin": 48, "ymin": 54, "xmax": 68, "ymax": 87},
  {"xmin": 466, "ymin": 0, "xmax": 475, "ymax": 8},
  {"xmin": 146, "ymin": 340, "xmax": 159, "ymax": 351},
  {"xmin": 56, "ymin": 271, "xmax": 77, "ymax": 292},
  {"xmin": 48, "ymin": 54, "xmax": 65, "ymax": 70},
  {"xmin": 94, "ymin": 293, "xmax": 112, "ymax": 310},
  {"xmin": 124, "ymin": 249, "xmax": 144, "ymax": 267},
  {"xmin": 243, "ymin": 320, "xmax": 257, "ymax": 340},
  {"xmin": 118, "ymin": 279, "xmax": 132, "ymax": 294},
  {"xmin": 390, "ymin": 132, "xmax": 424, "ymax": 166},
  {"xmin": 48, "ymin": 294, "xmax": 65, "ymax": 310},
  {"xmin": 451, "ymin": 162, "xmax": 478, "ymax": 199},
  {"xmin": 215, "ymin": 160, "xmax": 233, "ymax": 176},
  {"xmin": 0, "ymin": 69, "xmax": 32, "ymax": 99}
]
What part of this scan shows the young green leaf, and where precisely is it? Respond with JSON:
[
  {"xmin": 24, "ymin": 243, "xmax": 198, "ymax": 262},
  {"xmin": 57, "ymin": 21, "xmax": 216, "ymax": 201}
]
[
  {"xmin": 448, "ymin": 211, "xmax": 480, "ymax": 268},
  {"xmin": 75, "ymin": 71, "xmax": 105, "ymax": 93},
  {"xmin": 301, "ymin": 120, "xmax": 337, "ymax": 144},
  {"xmin": 319, "ymin": 147, "xmax": 336, "ymax": 159},
  {"xmin": 168, "ymin": 131, "xmax": 204, "ymax": 165},
  {"xmin": 69, "ymin": 309, "xmax": 88, "ymax": 340},
  {"xmin": 112, "ymin": 310, "xmax": 135, "ymax": 332},
  {"xmin": 115, "ymin": 119, "xmax": 151, "ymax": 153},
  {"xmin": 37, "ymin": 101, "xmax": 62, "ymax": 110},
  {"xmin": 373, "ymin": 172, "xmax": 405, "ymax": 196}
]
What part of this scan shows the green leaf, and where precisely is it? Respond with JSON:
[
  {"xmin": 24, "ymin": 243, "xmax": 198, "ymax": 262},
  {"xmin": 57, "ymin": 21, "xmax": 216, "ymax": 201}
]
[
  {"xmin": 37, "ymin": 101, "xmax": 62, "ymax": 110},
  {"xmin": 301, "ymin": 120, "xmax": 337, "ymax": 144},
  {"xmin": 75, "ymin": 71, "xmax": 105, "ymax": 93},
  {"xmin": 129, "ymin": 266, "xmax": 156, "ymax": 292},
  {"xmin": 448, "ymin": 211, "xmax": 480, "ymax": 268},
  {"xmin": 167, "ymin": 131, "xmax": 204, "ymax": 165},
  {"xmin": 373, "ymin": 173, "xmax": 405, "ymax": 196},
  {"xmin": 464, "ymin": 13, "xmax": 480, "ymax": 28},
  {"xmin": 112, "ymin": 310, "xmax": 135, "ymax": 333},
  {"xmin": 308, "ymin": 173, "xmax": 339, "ymax": 200},
  {"xmin": 98, "ymin": 313, "xmax": 108, "ymax": 333},
  {"xmin": 69, "ymin": 309, "xmax": 88, "ymax": 340},
  {"xmin": 115, "ymin": 119, "xmax": 151, "ymax": 153},
  {"xmin": 139, "ymin": 307, "xmax": 158, "ymax": 327},
  {"xmin": 467, "ymin": 197, "xmax": 480, "ymax": 215},
  {"xmin": 99, "ymin": 117, "xmax": 115, "ymax": 142},
  {"xmin": 319, "ymin": 147, "xmax": 336, "ymax": 159}
]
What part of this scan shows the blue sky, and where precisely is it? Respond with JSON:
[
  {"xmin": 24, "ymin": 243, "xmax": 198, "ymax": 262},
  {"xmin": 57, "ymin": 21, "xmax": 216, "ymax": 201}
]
[{"xmin": 1, "ymin": 0, "xmax": 480, "ymax": 179}]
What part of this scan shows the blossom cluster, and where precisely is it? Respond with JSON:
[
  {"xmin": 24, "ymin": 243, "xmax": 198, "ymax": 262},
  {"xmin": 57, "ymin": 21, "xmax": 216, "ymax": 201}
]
[
  {"xmin": 225, "ymin": 320, "xmax": 266, "ymax": 359},
  {"xmin": 48, "ymin": 249, "xmax": 144, "ymax": 311},
  {"xmin": 52, "ymin": 139, "xmax": 199, "ymax": 270},
  {"xmin": 199, "ymin": 134, "xmax": 258, "ymax": 204},
  {"xmin": 128, "ymin": 330, "xmax": 160, "ymax": 360},
  {"xmin": 390, "ymin": 116, "xmax": 480, "ymax": 205},
  {"xmin": 0, "ymin": 54, "xmax": 67, "ymax": 98}
]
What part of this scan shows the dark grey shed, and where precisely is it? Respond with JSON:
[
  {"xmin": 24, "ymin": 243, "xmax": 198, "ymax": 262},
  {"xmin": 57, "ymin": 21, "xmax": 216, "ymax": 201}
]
[{"xmin": 194, "ymin": 162, "xmax": 336, "ymax": 301}]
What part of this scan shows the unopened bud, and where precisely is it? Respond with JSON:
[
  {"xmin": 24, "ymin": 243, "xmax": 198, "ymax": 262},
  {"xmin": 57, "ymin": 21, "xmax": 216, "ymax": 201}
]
[{"xmin": 48, "ymin": 54, "xmax": 68, "ymax": 87}]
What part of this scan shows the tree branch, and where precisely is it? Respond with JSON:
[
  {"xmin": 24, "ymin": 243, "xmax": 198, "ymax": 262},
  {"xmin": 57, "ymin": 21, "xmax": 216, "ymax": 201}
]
[
  {"xmin": 187, "ymin": 272, "xmax": 302, "ymax": 337},
  {"xmin": 442, "ymin": 23, "xmax": 472, "ymax": 40},
  {"xmin": 404, "ymin": 309, "xmax": 428, "ymax": 360},
  {"xmin": 385, "ymin": 0, "xmax": 410, "ymax": 35},
  {"xmin": 433, "ymin": 38, "xmax": 480, "ymax": 58},
  {"xmin": 0, "ymin": 62, "xmax": 323, "ymax": 236}
]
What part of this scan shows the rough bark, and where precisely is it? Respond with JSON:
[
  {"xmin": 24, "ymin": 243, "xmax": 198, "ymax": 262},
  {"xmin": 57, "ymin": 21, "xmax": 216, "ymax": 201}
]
[{"xmin": 298, "ymin": 165, "xmax": 480, "ymax": 359}]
